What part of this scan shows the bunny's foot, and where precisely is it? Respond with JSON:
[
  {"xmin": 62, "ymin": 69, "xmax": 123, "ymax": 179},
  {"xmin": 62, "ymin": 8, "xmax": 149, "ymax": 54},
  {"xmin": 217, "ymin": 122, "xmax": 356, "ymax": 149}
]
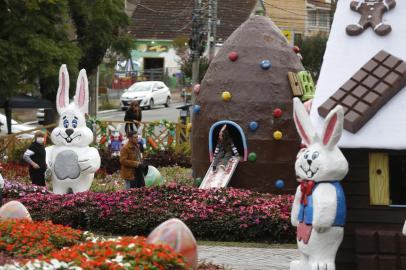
[
  {"xmin": 290, "ymin": 260, "xmax": 308, "ymax": 270},
  {"xmin": 309, "ymin": 261, "xmax": 335, "ymax": 270}
]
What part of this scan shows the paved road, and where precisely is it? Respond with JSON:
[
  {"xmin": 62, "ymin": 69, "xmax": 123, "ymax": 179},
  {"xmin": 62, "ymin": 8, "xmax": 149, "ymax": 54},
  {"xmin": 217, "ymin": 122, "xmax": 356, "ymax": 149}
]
[
  {"xmin": 198, "ymin": 246, "xmax": 299, "ymax": 270},
  {"xmin": 99, "ymin": 102, "xmax": 185, "ymax": 122}
]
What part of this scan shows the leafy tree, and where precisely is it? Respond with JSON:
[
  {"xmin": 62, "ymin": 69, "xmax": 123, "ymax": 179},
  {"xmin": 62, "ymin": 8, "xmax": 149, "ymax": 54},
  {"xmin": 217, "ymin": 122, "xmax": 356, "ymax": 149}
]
[
  {"xmin": 179, "ymin": 54, "xmax": 210, "ymax": 84},
  {"xmin": 297, "ymin": 34, "xmax": 328, "ymax": 80},
  {"xmin": 0, "ymin": 0, "xmax": 133, "ymax": 102},
  {"xmin": 0, "ymin": 0, "xmax": 81, "ymax": 101},
  {"xmin": 68, "ymin": 0, "xmax": 133, "ymax": 75}
]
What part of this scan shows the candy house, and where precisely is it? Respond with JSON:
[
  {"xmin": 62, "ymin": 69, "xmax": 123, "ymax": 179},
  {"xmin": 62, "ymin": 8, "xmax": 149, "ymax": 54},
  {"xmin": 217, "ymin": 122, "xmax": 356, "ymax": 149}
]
[{"xmin": 310, "ymin": 1, "xmax": 406, "ymax": 269}]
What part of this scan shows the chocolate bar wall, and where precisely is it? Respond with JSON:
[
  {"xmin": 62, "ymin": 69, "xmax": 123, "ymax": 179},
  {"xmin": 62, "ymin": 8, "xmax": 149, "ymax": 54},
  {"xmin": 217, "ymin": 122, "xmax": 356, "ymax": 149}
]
[
  {"xmin": 191, "ymin": 16, "xmax": 304, "ymax": 193},
  {"xmin": 318, "ymin": 50, "xmax": 406, "ymax": 133}
]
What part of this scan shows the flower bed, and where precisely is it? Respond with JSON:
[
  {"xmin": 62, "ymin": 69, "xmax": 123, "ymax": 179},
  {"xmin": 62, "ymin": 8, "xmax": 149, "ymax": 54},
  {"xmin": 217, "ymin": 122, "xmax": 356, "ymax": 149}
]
[
  {"xmin": 5, "ymin": 185, "xmax": 295, "ymax": 243},
  {"xmin": 0, "ymin": 219, "xmax": 84, "ymax": 259},
  {"xmin": 9, "ymin": 237, "xmax": 188, "ymax": 270}
]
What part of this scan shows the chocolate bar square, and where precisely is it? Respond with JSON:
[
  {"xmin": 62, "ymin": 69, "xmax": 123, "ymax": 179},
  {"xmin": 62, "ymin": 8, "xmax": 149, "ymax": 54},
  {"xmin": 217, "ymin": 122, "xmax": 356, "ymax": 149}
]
[{"xmin": 318, "ymin": 50, "xmax": 406, "ymax": 133}]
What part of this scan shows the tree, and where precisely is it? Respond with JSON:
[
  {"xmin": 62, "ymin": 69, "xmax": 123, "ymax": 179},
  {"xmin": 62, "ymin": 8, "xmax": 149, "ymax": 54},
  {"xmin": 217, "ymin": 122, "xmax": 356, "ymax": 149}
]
[
  {"xmin": 0, "ymin": 0, "xmax": 81, "ymax": 101},
  {"xmin": 0, "ymin": 0, "xmax": 133, "ymax": 102},
  {"xmin": 297, "ymin": 34, "xmax": 328, "ymax": 80},
  {"xmin": 68, "ymin": 0, "xmax": 133, "ymax": 75}
]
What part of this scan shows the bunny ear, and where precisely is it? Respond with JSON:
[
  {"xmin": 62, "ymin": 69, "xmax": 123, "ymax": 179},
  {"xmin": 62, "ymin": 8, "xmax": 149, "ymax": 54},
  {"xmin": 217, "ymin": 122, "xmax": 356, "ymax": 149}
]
[
  {"xmin": 56, "ymin": 65, "xmax": 69, "ymax": 114},
  {"xmin": 321, "ymin": 105, "xmax": 344, "ymax": 149},
  {"xmin": 74, "ymin": 69, "xmax": 89, "ymax": 114},
  {"xmin": 293, "ymin": 97, "xmax": 319, "ymax": 146}
]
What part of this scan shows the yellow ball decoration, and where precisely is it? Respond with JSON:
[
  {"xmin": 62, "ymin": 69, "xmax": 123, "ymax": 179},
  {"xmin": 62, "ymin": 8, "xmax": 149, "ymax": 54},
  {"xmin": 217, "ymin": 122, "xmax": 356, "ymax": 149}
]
[
  {"xmin": 273, "ymin": 130, "xmax": 283, "ymax": 140},
  {"xmin": 187, "ymin": 123, "xmax": 192, "ymax": 132},
  {"xmin": 222, "ymin": 91, "xmax": 232, "ymax": 101}
]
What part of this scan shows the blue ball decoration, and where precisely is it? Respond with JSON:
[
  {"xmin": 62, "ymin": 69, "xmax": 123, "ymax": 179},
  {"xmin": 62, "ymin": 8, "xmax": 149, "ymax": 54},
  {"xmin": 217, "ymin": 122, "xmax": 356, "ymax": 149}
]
[
  {"xmin": 193, "ymin": 105, "xmax": 201, "ymax": 113},
  {"xmin": 249, "ymin": 121, "xmax": 258, "ymax": 131},
  {"xmin": 275, "ymin": 179, "xmax": 285, "ymax": 189},
  {"xmin": 260, "ymin": 60, "xmax": 272, "ymax": 70}
]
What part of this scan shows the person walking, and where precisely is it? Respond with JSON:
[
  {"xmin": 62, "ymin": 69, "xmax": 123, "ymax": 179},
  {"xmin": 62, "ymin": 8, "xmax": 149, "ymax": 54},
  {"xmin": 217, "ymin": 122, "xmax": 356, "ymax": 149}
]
[
  {"xmin": 120, "ymin": 130, "xmax": 145, "ymax": 189},
  {"xmin": 23, "ymin": 131, "xmax": 47, "ymax": 186},
  {"xmin": 124, "ymin": 101, "xmax": 142, "ymax": 135}
]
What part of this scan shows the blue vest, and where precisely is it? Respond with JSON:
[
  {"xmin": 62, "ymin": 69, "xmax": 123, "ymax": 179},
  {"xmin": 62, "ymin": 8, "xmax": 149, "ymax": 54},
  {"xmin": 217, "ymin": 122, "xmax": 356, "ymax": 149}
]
[{"xmin": 298, "ymin": 181, "xmax": 346, "ymax": 226}]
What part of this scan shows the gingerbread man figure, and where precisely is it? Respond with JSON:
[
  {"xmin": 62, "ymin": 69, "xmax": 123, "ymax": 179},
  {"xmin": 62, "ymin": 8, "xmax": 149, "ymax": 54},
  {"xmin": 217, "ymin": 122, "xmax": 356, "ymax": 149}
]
[{"xmin": 346, "ymin": 0, "xmax": 396, "ymax": 36}]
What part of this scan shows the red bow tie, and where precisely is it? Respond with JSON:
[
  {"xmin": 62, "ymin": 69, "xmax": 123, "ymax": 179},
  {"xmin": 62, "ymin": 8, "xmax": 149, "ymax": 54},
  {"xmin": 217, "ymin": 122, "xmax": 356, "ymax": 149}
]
[{"xmin": 300, "ymin": 180, "xmax": 315, "ymax": 206}]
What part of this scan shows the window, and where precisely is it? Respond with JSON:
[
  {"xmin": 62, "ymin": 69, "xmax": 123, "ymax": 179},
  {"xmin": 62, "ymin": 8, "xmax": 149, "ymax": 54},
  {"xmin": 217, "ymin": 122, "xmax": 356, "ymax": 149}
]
[
  {"xmin": 369, "ymin": 151, "xmax": 406, "ymax": 206},
  {"xmin": 308, "ymin": 10, "xmax": 317, "ymax": 27},
  {"xmin": 318, "ymin": 12, "xmax": 329, "ymax": 28}
]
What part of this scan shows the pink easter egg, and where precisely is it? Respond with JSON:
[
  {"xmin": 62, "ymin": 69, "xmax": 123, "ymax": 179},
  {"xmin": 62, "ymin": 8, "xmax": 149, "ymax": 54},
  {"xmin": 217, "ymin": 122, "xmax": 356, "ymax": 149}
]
[
  {"xmin": 147, "ymin": 218, "xmax": 198, "ymax": 269},
  {"xmin": 0, "ymin": 201, "xmax": 32, "ymax": 221}
]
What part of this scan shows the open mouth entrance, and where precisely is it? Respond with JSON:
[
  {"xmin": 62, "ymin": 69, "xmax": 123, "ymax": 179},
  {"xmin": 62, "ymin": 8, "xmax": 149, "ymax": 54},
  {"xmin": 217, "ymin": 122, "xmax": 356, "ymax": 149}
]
[{"xmin": 208, "ymin": 120, "xmax": 248, "ymax": 162}]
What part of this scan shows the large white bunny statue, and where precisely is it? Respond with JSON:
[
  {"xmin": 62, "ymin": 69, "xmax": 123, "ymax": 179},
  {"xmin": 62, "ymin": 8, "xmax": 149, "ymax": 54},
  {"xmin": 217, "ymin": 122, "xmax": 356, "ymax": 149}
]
[
  {"xmin": 46, "ymin": 65, "xmax": 101, "ymax": 194},
  {"xmin": 290, "ymin": 97, "xmax": 348, "ymax": 270}
]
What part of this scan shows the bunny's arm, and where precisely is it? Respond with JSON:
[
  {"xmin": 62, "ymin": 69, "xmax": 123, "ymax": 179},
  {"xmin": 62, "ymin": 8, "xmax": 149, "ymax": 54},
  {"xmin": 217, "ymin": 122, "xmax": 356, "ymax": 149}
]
[
  {"xmin": 312, "ymin": 183, "xmax": 337, "ymax": 229},
  {"xmin": 291, "ymin": 185, "xmax": 302, "ymax": 227},
  {"xmin": 78, "ymin": 148, "xmax": 101, "ymax": 173},
  {"xmin": 350, "ymin": 1, "xmax": 362, "ymax": 11},
  {"xmin": 385, "ymin": 0, "xmax": 396, "ymax": 10},
  {"xmin": 45, "ymin": 146, "xmax": 54, "ymax": 168}
]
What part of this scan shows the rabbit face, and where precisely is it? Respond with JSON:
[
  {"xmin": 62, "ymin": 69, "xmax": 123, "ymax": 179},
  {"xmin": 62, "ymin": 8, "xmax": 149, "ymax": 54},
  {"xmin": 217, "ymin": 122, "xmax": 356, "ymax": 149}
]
[
  {"xmin": 293, "ymin": 98, "xmax": 348, "ymax": 182},
  {"xmin": 51, "ymin": 65, "xmax": 93, "ymax": 147}
]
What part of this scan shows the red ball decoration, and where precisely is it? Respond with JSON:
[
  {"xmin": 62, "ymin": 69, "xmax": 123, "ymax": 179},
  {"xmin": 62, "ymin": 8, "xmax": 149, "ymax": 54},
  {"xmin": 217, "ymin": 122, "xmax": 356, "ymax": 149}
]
[
  {"xmin": 293, "ymin": 46, "xmax": 300, "ymax": 53},
  {"xmin": 273, "ymin": 108, "xmax": 283, "ymax": 118},
  {"xmin": 228, "ymin": 51, "xmax": 238, "ymax": 62}
]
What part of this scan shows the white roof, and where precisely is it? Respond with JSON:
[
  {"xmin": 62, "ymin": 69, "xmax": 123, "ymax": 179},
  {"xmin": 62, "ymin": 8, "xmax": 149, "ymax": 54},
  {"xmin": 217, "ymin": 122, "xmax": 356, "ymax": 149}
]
[{"xmin": 310, "ymin": 0, "xmax": 406, "ymax": 149}]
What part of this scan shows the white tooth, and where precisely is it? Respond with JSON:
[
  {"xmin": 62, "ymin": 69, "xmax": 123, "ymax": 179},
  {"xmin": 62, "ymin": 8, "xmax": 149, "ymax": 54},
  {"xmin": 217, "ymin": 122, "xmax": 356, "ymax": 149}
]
[{"xmin": 307, "ymin": 171, "xmax": 312, "ymax": 178}]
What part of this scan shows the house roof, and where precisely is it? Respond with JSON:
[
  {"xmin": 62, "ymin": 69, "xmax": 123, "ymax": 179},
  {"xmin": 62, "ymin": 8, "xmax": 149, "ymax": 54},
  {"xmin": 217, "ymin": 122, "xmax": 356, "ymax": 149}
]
[
  {"xmin": 310, "ymin": 0, "xmax": 406, "ymax": 149},
  {"xmin": 129, "ymin": 0, "xmax": 258, "ymax": 41}
]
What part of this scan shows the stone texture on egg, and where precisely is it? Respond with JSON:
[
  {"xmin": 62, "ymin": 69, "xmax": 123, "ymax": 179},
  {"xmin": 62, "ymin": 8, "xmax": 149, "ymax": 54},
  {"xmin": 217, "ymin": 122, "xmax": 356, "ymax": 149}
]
[
  {"xmin": 147, "ymin": 218, "xmax": 198, "ymax": 270},
  {"xmin": 0, "ymin": 201, "xmax": 32, "ymax": 221}
]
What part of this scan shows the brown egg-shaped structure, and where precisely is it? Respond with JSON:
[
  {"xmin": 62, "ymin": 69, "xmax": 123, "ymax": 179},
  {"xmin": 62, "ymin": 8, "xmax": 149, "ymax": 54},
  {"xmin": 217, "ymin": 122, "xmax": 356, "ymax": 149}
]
[{"xmin": 191, "ymin": 16, "xmax": 304, "ymax": 193}]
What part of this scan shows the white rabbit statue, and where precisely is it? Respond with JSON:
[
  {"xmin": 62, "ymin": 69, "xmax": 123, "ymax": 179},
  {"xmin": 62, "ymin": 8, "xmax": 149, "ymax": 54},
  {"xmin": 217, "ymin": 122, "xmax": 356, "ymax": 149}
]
[
  {"xmin": 46, "ymin": 65, "xmax": 101, "ymax": 194},
  {"xmin": 290, "ymin": 97, "xmax": 348, "ymax": 270}
]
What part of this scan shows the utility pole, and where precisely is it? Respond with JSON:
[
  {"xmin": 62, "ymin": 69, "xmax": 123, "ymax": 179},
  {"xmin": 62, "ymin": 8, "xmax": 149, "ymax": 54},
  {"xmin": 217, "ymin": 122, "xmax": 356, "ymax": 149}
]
[
  {"xmin": 207, "ymin": 0, "xmax": 218, "ymax": 61},
  {"xmin": 88, "ymin": 66, "xmax": 99, "ymax": 117},
  {"xmin": 190, "ymin": 0, "xmax": 204, "ymax": 104}
]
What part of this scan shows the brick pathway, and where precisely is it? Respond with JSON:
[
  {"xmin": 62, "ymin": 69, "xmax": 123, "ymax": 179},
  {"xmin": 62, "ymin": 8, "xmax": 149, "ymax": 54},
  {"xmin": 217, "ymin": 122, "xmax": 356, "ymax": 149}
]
[{"xmin": 198, "ymin": 246, "xmax": 299, "ymax": 270}]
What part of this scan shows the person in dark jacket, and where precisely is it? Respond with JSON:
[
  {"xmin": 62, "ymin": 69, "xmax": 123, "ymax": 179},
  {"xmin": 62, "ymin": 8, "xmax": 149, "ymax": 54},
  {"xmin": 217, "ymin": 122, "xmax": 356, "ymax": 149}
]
[
  {"xmin": 23, "ymin": 131, "xmax": 47, "ymax": 186},
  {"xmin": 124, "ymin": 101, "xmax": 142, "ymax": 135}
]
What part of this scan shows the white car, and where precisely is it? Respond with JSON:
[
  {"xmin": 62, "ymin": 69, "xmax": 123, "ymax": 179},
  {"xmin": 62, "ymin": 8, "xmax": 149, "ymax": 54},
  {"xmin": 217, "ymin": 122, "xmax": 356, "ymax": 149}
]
[
  {"xmin": 120, "ymin": 81, "xmax": 171, "ymax": 110},
  {"xmin": 0, "ymin": 113, "xmax": 35, "ymax": 139}
]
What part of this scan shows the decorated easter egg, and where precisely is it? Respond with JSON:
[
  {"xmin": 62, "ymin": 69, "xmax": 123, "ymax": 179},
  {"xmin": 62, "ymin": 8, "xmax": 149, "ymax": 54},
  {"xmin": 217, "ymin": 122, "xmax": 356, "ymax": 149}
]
[
  {"xmin": 0, "ymin": 201, "xmax": 31, "ymax": 221},
  {"xmin": 147, "ymin": 218, "xmax": 198, "ymax": 269},
  {"xmin": 222, "ymin": 91, "xmax": 232, "ymax": 101},
  {"xmin": 145, "ymin": 166, "xmax": 164, "ymax": 187}
]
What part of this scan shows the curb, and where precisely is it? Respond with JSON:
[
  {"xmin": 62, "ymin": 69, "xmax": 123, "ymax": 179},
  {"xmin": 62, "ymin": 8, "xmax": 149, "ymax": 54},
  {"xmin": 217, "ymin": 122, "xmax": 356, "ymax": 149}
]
[{"xmin": 98, "ymin": 109, "xmax": 119, "ymax": 114}]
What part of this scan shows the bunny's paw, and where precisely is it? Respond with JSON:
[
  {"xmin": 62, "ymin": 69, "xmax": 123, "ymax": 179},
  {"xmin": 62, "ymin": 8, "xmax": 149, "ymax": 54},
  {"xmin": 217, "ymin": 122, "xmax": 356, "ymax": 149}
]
[{"xmin": 78, "ymin": 159, "xmax": 93, "ymax": 172}]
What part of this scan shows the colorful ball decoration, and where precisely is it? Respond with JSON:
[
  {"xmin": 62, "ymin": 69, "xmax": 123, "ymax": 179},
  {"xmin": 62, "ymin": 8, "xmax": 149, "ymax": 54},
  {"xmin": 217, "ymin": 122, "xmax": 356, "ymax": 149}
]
[
  {"xmin": 273, "ymin": 131, "xmax": 283, "ymax": 140},
  {"xmin": 228, "ymin": 51, "xmax": 238, "ymax": 61},
  {"xmin": 193, "ymin": 84, "xmax": 201, "ymax": 95},
  {"xmin": 0, "ymin": 201, "xmax": 32, "ymax": 221},
  {"xmin": 275, "ymin": 179, "xmax": 285, "ymax": 189},
  {"xmin": 147, "ymin": 218, "xmax": 198, "ymax": 270},
  {"xmin": 222, "ymin": 91, "xmax": 232, "ymax": 101},
  {"xmin": 260, "ymin": 60, "xmax": 272, "ymax": 70},
  {"xmin": 248, "ymin": 152, "xmax": 257, "ymax": 162},
  {"xmin": 145, "ymin": 166, "xmax": 164, "ymax": 187},
  {"xmin": 273, "ymin": 108, "xmax": 283, "ymax": 118},
  {"xmin": 249, "ymin": 121, "xmax": 259, "ymax": 131},
  {"xmin": 193, "ymin": 105, "xmax": 201, "ymax": 113}
]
